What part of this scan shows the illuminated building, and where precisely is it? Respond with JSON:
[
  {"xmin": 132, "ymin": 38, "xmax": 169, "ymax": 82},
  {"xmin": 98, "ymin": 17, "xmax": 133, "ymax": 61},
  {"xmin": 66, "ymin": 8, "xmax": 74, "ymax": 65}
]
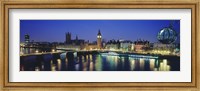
[
  {"xmin": 57, "ymin": 33, "xmax": 85, "ymax": 50},
  {"xmin": 84, "ymin": 44, "xmax": 98, "ymax": 50},
  {"xmin": 153, "ymin": 24, "xmax": 179, "ymax": 55},
  {"xmin": 119, "ymin": 40, "xmax": 133, "ymax": 52},
  {"xmin": 151, "ymin": 42, "xmax": 180, "ymax": 55},
  {"xmin": 65, "ymin": 32, "xmax": 84, "ymax": 45},
  {"xmin": 105, "ymin": 44, "xmax": 119, "ymax": 51},
  {"xmin": 97, "ymin": 30, "xmax": 102, "ymax": 49},
  {"xmin": 105, "ymin": 40, "xmax": 120, "ymax": 51},
  {"xmin": 25, "ymin": 34, "xmax": 30, "ymax": 44},
  {"xmin": 105, "ymin": 40, "xmax": 135, "ymax": 51},
  {"xmin": 134, "ymin": 40, "xmax": 150, "ymax": 52},
  {"xmin": 83, "ymin": 30, "xmax": 103, "ymax": 50},
  {"xmin": 157, "ymin": 27, "xmax": 177, "ymax": 44},
  {"xmin": 57, "ymin": 44, "xmax": 82, "ymax": 50}
]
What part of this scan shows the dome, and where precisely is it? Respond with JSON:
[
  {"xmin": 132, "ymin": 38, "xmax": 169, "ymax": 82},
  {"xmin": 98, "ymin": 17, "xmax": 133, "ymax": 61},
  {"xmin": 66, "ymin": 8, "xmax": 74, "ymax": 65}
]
[{"xmin": 157, "ymin": 27, "xmax": 177, "ymax": 44}]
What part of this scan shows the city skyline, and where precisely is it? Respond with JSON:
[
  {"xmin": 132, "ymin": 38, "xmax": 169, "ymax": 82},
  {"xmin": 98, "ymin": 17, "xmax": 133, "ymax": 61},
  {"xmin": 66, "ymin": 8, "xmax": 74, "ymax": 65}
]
[
  {"xmin": 20, "ymin": 20, "xmax": 180, "ymax": 43},
  {"xmin": 20, "ymin": 20, "xmax": 180, "ymax": 71}
]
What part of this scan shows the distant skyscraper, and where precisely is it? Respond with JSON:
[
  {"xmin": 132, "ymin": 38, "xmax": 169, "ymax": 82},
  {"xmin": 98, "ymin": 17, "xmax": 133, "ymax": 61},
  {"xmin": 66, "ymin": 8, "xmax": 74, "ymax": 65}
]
[
  {"xmin": 97, "ymin": 30, "xmax": 102, "ymax": 49},
  {"xmin": 25, "ymin": 34, "xmax": 30, "ymax": 43}
]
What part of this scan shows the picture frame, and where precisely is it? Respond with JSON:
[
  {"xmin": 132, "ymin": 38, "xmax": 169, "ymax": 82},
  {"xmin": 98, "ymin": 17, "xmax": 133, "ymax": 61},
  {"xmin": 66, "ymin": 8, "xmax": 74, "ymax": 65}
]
[{"xmin": 0, "ymin": 0, "xmax": 199, "ymax": 91}]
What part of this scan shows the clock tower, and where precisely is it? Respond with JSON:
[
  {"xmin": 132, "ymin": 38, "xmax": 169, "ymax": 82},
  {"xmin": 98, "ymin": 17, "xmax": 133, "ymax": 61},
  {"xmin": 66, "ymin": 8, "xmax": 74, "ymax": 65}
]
[{"xmin": 97, "ymin": 30, "xmax": 102, "ymax": 49}]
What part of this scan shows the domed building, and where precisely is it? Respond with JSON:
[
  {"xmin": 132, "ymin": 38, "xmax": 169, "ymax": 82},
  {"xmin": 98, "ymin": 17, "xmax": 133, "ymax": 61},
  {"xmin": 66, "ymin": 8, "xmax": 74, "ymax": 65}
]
[
  {"xmin": 157, "ymin": 27, "xmax": 177, "ymax": 44},
  {"xmin": 152, "ymin": 27, "xmax": 179, "ymax": 55}
]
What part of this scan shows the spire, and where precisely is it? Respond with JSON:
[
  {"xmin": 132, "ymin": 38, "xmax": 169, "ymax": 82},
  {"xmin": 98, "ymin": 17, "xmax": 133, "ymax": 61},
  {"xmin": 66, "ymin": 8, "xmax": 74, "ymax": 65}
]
[{"xmin": 98, "ymin": 29, "xmax": 101, "ymax": 35}]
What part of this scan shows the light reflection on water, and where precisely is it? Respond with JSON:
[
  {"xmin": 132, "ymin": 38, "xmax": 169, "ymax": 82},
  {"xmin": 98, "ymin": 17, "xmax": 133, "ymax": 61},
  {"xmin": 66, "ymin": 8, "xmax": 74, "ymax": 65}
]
[{"xmin": 20, "ymin": 52, "xmax": 180, "ymax": 71}]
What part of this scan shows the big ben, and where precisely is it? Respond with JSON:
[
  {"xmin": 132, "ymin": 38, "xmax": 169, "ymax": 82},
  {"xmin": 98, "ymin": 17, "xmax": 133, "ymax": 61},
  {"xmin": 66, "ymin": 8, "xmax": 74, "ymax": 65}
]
[{"xmin": 97, "ymin": 30, "xmax": 102, "ymax": 49}]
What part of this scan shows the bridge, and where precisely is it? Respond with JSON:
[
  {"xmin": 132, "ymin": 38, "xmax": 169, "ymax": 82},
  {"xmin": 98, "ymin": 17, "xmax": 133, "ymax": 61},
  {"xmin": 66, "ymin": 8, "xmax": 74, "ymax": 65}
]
[
  {"xmin": 21, "ymin": 46, "xmax": 120, "ymax": 56},
  {"xmin": 20, "ymin": 46, "xmax": 178, "ymax": 60}
]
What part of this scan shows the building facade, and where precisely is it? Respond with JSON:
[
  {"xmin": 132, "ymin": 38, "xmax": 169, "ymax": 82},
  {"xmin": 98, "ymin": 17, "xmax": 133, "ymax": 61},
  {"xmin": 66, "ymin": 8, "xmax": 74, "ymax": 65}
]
[
  {"xmin": 83, "ymin": 30, "xmax": 103, "ymax": 50},
  {"xmin": 25, "ymin": 34, "xmax": 30, "ymax": 44},
  {"xmin": 65, "ymin": 32, "xmax": 84, "ymax": 45},
  {"xmin": 97, "ymin": 30, "xmax": 102, "ymax": 49},
  {"xmin": 65, "ymin": 32, "xmax": 71, "ymax": 44},
  {"xmin": 120, "ymin": 40, "xmax": 133, "ymax": 52},
  {"xmin": 134, "ymin": 40, "xmax": 150, "ymax": 52}
]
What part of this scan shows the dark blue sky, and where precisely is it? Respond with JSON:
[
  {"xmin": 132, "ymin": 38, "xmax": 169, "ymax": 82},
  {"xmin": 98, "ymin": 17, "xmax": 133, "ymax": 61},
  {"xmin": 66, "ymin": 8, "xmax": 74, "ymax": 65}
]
[{"xmin": 20, "ymin": 20, "xmax": 180, "ymax": 43}]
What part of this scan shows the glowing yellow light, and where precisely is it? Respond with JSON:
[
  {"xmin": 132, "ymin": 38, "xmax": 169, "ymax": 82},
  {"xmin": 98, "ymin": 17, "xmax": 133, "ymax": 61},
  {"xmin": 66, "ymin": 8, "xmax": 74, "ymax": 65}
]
[
  {"xmin": 166, "ymin": 65, "xmax": 171, "ymax": 71},
  {"xmin": 35, "ymin": 50, "xmax": 38, "ymax": 53},
  {"xmin": 52, "ymin": 49, "xmax": 55, "ymax": 52},
  {"xmin": 150, "ymin": 59, "xmax": 155, "ymax": 71}
]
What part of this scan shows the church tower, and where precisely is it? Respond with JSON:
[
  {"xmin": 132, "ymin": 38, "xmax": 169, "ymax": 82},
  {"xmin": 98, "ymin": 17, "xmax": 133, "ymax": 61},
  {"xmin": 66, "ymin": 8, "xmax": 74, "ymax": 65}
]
[
  {"xmin": 97, "ymin": 30, "xmax": 102, "ymax": 49},
  {"xmin": 65, "ymin": 32, "xmax": 71, "ymax": 44}
]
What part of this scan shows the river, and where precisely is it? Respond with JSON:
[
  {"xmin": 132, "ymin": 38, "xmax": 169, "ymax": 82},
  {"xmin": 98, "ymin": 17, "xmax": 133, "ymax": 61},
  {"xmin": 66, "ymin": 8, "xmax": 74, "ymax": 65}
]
[{"xmin": 20, "ymin": 52, "xmax": 180, "ymax": 71}]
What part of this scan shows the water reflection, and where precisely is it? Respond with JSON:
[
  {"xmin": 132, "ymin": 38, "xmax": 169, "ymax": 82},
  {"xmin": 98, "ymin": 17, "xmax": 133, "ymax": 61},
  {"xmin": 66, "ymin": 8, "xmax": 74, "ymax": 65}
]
[{"xmin": 20, "ymin": 52, "xmax": 180, "ymax": 71}]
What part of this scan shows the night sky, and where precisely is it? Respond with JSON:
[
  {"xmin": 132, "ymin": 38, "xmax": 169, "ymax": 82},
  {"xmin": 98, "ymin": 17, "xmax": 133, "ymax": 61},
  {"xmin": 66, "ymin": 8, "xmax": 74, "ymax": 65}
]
[{"xmin": 20, "ymin": 20, "xmax": 180, "ymax": 43}]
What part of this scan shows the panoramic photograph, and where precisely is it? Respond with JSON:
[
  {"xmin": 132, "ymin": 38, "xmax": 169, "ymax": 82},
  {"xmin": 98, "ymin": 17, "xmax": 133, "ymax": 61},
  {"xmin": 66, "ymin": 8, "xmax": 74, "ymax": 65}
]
[{"xmin": 20, "ymin": 20, "xmax": 180, "ymax": 71}]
